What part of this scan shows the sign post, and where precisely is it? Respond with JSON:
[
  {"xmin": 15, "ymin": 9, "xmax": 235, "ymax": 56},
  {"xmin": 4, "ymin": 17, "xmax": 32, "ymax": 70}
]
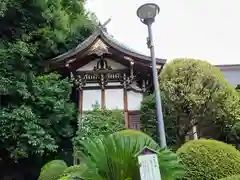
[{"xmin": 136, "ymin": 147, "xmax": 162, "ymax": 180}]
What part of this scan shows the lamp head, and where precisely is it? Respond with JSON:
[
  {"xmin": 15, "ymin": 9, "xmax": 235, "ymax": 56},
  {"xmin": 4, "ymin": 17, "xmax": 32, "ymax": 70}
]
[{"xmin": 137, "ymin": 3, "xmax": 160, "ymax": 25}]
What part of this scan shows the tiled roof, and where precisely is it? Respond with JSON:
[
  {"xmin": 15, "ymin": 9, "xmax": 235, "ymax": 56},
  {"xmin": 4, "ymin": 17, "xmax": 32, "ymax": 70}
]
[
  {"xmin": 50, "ymin": 28, "xmax": 166, "ymax": 65},
  {"xmin": 101, "ymin": 30, "xmax": 147, "ymax": 57}
]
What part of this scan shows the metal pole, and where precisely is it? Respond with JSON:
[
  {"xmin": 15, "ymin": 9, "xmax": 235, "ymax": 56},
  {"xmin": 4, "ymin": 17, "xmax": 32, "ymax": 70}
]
[{"xmin": 146, "ymin": 21, "xmax": 167, "ymax": 148}]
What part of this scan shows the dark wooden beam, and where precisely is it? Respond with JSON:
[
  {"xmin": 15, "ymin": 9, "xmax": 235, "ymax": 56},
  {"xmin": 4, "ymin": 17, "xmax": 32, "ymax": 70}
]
[
  {"xmin": 123, "ymin": 88, "xmax": 129, "ymax": 128},
  {"xmin": 82, "ymin": 85, "xmax": 143, "ymax": 93},
  {"xmin": 78, "ymin": 89, "xmax": 83, "ymax": 115},
  {"xmin": 68, "ymin": 52, "xmax": 155, "ymax": 73},
  {"xmin": 69, "ymin": 54, "xmax": 98, "ymax": 71}
]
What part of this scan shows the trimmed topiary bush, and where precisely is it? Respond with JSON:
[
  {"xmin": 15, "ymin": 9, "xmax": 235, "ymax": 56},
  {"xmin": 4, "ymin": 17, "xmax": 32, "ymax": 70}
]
[
  {"xmin": 116, "ymin": 129, "xmax": 159, "ymax": 149},
  {"xmin": 57, "ymin": 176, "xmax": 70, "ymax": 180},
  {"xmin": 62, "ymin": 164, "xmax": 87, "ymax": 178},
  {"xmin": 118, "ymin": 129, "xmax": 153, "ymax": 137},
  {"xmin": 219, "ymin": 175, "xmax": 240, "ymax": 180},
  {"xmin": 38, "ymin": 160, "xmax": 68, "ymax": 180},
  {"xmin": 177, "ymin": 139, "xmax": 240, "ymax": 180}
]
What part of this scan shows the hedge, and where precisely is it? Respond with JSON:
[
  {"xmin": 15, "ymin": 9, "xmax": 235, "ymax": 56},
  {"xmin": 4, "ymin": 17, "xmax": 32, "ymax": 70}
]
[
  {"xmin": 219, "ymin": 175, "xmax": 240, "ymax": 180},
  {"xmin": 57, "ymin": 176, "xmax": 70, "ymax": 180},
  {"xmin": 118, "ymin": 129, "xmax": 154, "ymax": 138},
  {"xmin": 62, "ymin": 164, "xmax": 87, "ymax": 178},
  {"xmin": 116, "ymin": 129, "xmax": 159, "ymax": 149},
  {"xmin": 177, "ymin": 139, "xmax": 240, "ymax": 180},
  {"xmin": 38, "ymin": 160, "xmax": 67, "ymax": 180}
]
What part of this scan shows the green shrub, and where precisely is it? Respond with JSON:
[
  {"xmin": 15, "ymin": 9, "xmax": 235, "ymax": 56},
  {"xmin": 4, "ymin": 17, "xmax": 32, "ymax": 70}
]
[
  {"xmin": 177, "ymin": 139, "xmax": 240, "ymax": 180},
  {"xmin": 219, "ymin": 175, "xmax": 240, "ymax": 180},
  {"xmin": 73, "ymin": 105, "xmax": 124, "ymax": 151},
  {"xmin": 38, "ymin": 160, "xmax": 68, "ymax": 180},
  {"xmin": 117, "ymin": 129, "xmax": 162, "ymax": 151},
  {"xmin": 116, "ymin": 129, "xmax": 159, "ymax": 149},
  {"xmin": 118, "ymin": 129, "xmax": 154, "ymax": 138},
  {"xmin": 140, "ymin": 94, "xmax": 157, "ymax": 140},
  {"xmin": 62, "ymin": 164, "xmax": 87, "ymax": 178},
  {"xmin": 141, "ymin": 59, "xmax": 240, "ymax": 148},
  {"xmin": 228, "ymin": 122, "xmax": 240, "ymax": 147},
  {"xmin": 57, "ymin": 176, "xmax": 70, "ymax": 180}
]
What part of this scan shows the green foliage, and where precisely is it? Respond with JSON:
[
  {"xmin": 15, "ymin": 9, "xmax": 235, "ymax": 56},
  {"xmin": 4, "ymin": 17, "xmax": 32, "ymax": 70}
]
[
  {"xmin": 140, "ymin": 94, "xmax": 157, "ymax": 139},
  {"xmin": 63, "ymin": 164, "xmax": 87, "ymax": 178},
  {"xmin": 236, "ymin": 85, "xmax": 240, "ymax": 91},
  {"xmin": 58, "ymin": 176, "xmax": 70, "ymax": 180},
  {"xmin": 39, "ymin": 160, "xmax": 68, "ymax": 180},
  {"xmin": 177, "ymin": 139, "xmax": 240, "ymax": 180},
  {"xmin": 228, "ymin": 122, "xmax": 240, "ymax": 147},
  {"xmin": 0, "ymin": 74, "xmax": 77, "ymax": 159},
  {"xmin": 77, "ymin": 131, "xmax": 185, "ymax": 180},
  {"xmin": 141, "ymin": 59, "xmax": 240, "ymax": 147},
  {"xmin": 140, "ymin": 93, "xmax": 177, "ymax": 146},
  {"xmin": 116, "ymin": 129, "xmax": 159, "ymax": 149},
  {"xmin": 73, "ymin": 105, "xmax": 125, "ymax": 151},
  {"xmin": 219, "ymin": 175, "xmax": 240, "ymax": 180},
  {"xmin": 0, "ymin": 0, "xmax": 96, "ymax": 161},
  {"xmin": 118, "ymin": 129, "xmax": 154, "ymax": 136}
]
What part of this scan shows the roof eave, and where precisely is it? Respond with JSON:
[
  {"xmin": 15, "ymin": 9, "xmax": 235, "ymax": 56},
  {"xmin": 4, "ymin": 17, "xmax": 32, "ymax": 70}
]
[
  {"xmin": 50, "ymin": 30, "xmax": 101, "ymax": 63},
  {"xmin": 48, "ymin": 29, "xmax": 167, "ymax": 69}
]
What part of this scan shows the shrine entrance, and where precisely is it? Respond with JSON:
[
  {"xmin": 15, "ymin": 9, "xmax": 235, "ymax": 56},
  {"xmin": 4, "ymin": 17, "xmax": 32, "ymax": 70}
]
[
  {"xmin": 47, "ymin": 22, "xmax": 166, "ymax": 129},
  {"xmin": 128, "ymin": 111, "xmax": 141, "ymax": 130}
]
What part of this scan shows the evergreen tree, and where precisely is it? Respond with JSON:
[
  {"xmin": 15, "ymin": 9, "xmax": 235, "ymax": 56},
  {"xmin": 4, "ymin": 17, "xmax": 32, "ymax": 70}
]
[
  {"xmin": 141, "ymin": 59, "xmax": 240, "ymax": 147},
  {"xmin": 0, "ymin": 0, "xmax": 96, "ymax": 162}
]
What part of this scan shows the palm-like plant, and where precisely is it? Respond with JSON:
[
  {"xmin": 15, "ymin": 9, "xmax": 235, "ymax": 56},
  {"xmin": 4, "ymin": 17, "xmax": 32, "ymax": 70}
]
[{"xmin": 75, "ymin": 130, "xmax": 185, "ymax": 180}]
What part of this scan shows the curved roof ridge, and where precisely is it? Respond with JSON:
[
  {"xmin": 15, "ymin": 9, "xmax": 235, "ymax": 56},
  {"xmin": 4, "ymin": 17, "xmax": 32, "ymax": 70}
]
[
  {"xmin": 99, "ymin": 30, "xmax": 166, "ymax": 64},
  {"xmin": 49, "ymin": 28, "xmax": 166, "ymax": 65},
  {"xmin": 51, "ymin": 30, "xmax": 100, "ymax": 62},
  {"xmin": 101, "ymin": 30, "xmax": 146, "ymax": 56}
]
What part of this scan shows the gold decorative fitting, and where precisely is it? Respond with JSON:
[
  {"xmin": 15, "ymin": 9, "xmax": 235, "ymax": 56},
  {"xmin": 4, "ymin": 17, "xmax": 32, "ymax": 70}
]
[
  {"xmin": 156, "ymin": 65, "xmax": 162, "ymax": 69},
  {"xmin": 88, "ymin": 39, "xmax": 109, "ymax": 56}
]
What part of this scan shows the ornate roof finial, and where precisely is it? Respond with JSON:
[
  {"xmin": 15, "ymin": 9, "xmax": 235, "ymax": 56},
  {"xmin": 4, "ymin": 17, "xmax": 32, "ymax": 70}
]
[{"xmin": 98, "ymin": 18, "xmax": 111, "ymax": 32}]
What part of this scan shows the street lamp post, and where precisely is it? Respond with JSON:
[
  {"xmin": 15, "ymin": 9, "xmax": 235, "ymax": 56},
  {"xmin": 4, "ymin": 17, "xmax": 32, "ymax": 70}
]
[{"xmin": 137, "ymin": 3, "xmax": 167, "ymax": 148}]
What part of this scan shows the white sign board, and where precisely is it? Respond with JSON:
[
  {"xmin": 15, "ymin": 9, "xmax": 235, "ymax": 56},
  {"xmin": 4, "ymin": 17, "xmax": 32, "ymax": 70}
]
[{"xmin": 138, "ymin": 154, "xmax": 161, "ymax": 180}]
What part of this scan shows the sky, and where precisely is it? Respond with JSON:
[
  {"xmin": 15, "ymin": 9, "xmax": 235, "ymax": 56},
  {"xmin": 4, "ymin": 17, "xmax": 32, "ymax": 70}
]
[{"xmin": 86, "ymin": 0, "xmax": 240, "ymax": 65}]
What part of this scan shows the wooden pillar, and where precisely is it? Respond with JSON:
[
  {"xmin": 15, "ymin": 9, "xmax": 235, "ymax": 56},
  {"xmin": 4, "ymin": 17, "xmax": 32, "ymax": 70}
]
[
  {"xmin": 101, "ymin": 88, "xmax": 105, "ymax": 109},
  {"xmin": 123, "ymin": 88, "xmax": 129, "ymax": 128},
  {"xmin": 78, "ymin": 89, "xmax": 83, "ymax": 115}
]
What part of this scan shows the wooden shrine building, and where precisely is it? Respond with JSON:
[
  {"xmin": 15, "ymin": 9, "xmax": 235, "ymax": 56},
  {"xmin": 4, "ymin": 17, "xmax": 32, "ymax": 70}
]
[{"xmin": 48, "ymin": 26, "xmax": 166, "ymax": 129}]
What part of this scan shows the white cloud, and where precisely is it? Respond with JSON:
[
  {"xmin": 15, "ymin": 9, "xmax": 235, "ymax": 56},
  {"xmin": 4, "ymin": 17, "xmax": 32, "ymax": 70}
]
[{"xmin": 86, "ymin": 0, "xmax": 240, "ymax": 65}]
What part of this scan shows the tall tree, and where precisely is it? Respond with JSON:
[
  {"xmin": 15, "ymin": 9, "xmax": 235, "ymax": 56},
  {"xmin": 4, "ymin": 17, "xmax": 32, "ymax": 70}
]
[
  {"xmin": 141, "ymin": 59, "xmax": 240, "ymax": 147},
  {"xmin": 0, "ymin": 0, "xmax": 96, "ymax": 164}
]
